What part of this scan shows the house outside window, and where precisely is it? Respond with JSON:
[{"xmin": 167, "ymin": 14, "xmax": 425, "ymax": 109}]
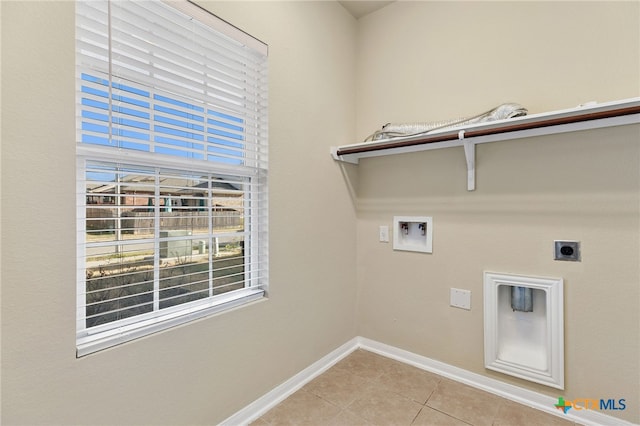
[{"xmin": 76, "ymin": 0, "xmax": 268, "ymax": 356}]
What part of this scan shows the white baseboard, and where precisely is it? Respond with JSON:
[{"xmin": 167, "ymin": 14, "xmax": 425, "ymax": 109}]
[
  {"xmin": 357, "ymin": 337, "xmax": 637, "ymax": 426},
  {"xmin": 219, "ymin": 338, "xmax": 359, "ymax": 426},
  {"xmin": 220, "ymin": 336, "xmax": 637, "ymax": 426}
]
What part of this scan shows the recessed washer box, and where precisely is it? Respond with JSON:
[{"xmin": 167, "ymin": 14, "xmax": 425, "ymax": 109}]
[{"xmin": 393, "ymin": 216, "xmax": 433, "ymax": 253}]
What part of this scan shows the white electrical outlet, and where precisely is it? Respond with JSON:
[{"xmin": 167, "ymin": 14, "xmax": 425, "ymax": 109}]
[{"xmin": 450, "ymin": 288, "xmax": 471, "ymax": 310}]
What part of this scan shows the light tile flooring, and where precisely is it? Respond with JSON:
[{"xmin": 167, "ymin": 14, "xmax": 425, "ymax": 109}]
[{"xmin": 253, "ymin": 349, "xmax": 580, "ymax": 426}]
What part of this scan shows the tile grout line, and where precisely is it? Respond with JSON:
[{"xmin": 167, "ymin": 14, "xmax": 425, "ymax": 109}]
[
  {"xmin": 409, "ymin": 406, "xmax": 425, "ymax": 425},
  {"xmin": 251, "ymin": 346, "xmax": 585, "ymax": 426},
  {"xmin": 421, "ymin": 378, "xmax": 476, "ymax": 426}
]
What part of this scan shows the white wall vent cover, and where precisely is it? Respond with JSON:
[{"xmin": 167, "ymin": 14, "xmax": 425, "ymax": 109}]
[{"xmin": 484, "ymin": 272, "xmax": 564, "ymax": 389}]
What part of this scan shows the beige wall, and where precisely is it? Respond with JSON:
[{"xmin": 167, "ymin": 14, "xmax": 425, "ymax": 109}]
[
  {"xmin": 2, "ymin": 0, "xmax": 640, "ymax": 424},
  {"xmin": 354, "ymin": 1, "xmax": 639, "ymax": 423},
  {"xmin": 356, "ymin": 1, "xmax": 640, "ymax": 136},
  {"xmin": 0, "ymin": 1, "xmax": 357, "ymax": 424}
]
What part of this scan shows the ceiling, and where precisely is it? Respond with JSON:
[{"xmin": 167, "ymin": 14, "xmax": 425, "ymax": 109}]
[{"xmin": 338, "ymin": 1, "xmax": 394, "ymax": 19}]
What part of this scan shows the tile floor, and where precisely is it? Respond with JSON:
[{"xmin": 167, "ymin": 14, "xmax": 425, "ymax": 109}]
[{"xmin": 253, "ymin": 349, "xmax": 580, "ymax": 426}]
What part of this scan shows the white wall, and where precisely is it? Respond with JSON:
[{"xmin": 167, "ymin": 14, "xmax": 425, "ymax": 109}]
[
  {"xmin": 354, "ymin": 2, "xmax": 639, "ymax": 423},
  {"xmin": 0, "ymin": 2, "xmax": 357, "ymax": 424}
]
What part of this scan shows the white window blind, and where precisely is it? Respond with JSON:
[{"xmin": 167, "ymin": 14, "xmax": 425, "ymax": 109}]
[{"xmin": 76, "ymin": 0, "xmax": 268, "ymax": 356}]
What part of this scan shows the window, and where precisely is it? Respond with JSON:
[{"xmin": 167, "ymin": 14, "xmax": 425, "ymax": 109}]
[{"xmin": 76, "ymin": 0, "xmax": 268, "ymax": 356}]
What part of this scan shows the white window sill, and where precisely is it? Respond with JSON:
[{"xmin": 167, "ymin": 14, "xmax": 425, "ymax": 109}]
[{"xmin": 76, "ymin": 288, "xmax": 265, "ymax": 357}]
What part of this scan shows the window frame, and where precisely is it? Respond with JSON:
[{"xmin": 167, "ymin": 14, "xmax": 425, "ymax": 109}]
[{"xmin": 75, "ymin": 0, "xmax": 268, "ymax": 356}]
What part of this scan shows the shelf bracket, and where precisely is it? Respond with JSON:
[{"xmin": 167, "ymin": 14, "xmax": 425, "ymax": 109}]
[{"xmin": 460, "ymin": 131, "xmax": 475, "ymax": 191}]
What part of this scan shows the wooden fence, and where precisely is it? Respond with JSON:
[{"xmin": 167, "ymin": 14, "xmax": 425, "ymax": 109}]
[{"xmin": 87, "ymin": 209, "xmax": 242, "ymax": 234}]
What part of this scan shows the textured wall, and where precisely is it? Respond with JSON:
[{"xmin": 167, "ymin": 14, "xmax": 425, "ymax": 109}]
[
  {"xmin": 0, "ymin": 2, "xmax": 357, "ymax": 424},
  {"xmin": 356, "ymin": 1, "xmax": 640, "ymax": 138},
  {"xmin": 354, "ymin": 2, "xmax": 639, "ymax": 423}
]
